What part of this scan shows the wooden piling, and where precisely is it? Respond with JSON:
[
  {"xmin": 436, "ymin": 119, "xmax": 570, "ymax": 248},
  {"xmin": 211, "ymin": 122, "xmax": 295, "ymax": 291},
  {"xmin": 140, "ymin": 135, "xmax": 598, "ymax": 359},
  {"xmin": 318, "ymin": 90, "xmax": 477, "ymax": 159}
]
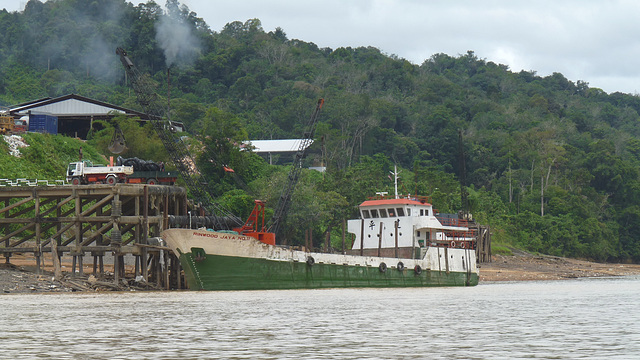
[
  {"xmin": 142, "ymin": 186, "xmax": 149, "ymax": 281},
  {"xmin": 50, "ymin": 237, "xmax": 62, "ymax": 280},
  {"xmin": 0, "ymin": 183, "xmax": 188, "ymax": 289},
  {"xmin": 163, "ymin": 250, "xmax": 169, "ymax": 290}
]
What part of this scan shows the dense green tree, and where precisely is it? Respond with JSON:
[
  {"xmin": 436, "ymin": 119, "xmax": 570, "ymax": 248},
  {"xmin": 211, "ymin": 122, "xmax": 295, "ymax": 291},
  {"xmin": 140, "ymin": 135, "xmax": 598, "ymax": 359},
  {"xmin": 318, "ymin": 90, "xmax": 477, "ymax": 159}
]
[{"xmin": 4, "ymin": 0, "xmax": 640, "ymax": 261}]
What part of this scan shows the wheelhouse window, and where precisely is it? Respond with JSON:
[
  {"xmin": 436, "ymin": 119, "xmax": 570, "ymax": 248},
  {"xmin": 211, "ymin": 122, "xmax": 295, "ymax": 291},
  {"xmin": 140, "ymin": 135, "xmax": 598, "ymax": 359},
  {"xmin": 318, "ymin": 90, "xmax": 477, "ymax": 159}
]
[
  {"xmin": 361, "ymin": 210, "xmax": 370, "ymax": 218},
  {"xmin": 370, "ymin": 209, "xmax": 379, "ymax": 218},
  {"xmin": 396, "ymin": 208, "xmax": 405, "ymax": 216},
  {"xmin": 379, "ymin": 209, "xmax": 388, "ymax": 218}
]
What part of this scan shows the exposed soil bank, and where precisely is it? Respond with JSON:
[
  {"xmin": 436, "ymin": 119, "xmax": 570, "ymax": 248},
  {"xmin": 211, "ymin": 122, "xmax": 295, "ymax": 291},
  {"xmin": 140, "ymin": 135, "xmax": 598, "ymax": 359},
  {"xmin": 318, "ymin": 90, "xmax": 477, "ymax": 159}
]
[
  {"xmin": 0, "ymin": 255, "xmax": 158, "ymax": 294},
  {"xmin": 480, "ymin": 249, "xmax": 640, "ymax": 282}
]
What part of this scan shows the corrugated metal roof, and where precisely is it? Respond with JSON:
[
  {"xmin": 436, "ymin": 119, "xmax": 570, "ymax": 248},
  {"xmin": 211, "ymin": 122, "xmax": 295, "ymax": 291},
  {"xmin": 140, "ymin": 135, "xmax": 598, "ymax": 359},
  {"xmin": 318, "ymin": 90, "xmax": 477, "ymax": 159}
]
[
  {"xmin": 10, "ymin": 94, "xmax": 147, "ymax": 118},
  {"xmin": 16, "ymin": 98, "xmax": 123, "ymax": 116},
  {"xmin": 246, "ymin": 139, "xmax": 313, "ymax": 153}
]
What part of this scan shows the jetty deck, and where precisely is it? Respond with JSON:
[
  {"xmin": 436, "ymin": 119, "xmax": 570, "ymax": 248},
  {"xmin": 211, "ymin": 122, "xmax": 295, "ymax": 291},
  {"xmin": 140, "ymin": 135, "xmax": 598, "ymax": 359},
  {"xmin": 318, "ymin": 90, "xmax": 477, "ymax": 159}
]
[{"xmin": 0, "ymin": 184, "xmax": 188, "ymax": 289}]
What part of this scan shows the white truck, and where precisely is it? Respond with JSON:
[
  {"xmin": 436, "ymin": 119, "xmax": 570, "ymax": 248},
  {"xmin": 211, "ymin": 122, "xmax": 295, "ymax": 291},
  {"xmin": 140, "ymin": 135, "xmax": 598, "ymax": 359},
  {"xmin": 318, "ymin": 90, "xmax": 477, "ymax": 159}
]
[
  {"xmin": 67, "ymin": 160, "xmax": 177, "ymax": 185},
  {"xmin": 67, "ymin": 160, "xmax": 133, "ymax": 185}
]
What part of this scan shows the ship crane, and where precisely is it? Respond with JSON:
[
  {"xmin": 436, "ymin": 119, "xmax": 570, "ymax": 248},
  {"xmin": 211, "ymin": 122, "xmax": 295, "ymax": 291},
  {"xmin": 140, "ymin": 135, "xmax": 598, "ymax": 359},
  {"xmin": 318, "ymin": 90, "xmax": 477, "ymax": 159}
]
[
  {"xmin": 228, "ymin": 99, "xmax": 324, "ymax": 244},
  {"xmin": 268, "ymin": 98, "xmax": 324, "ymax": 239},
  {"xmin": 116, "ymin": 47, "xmax": 242, "ymax": 229}
]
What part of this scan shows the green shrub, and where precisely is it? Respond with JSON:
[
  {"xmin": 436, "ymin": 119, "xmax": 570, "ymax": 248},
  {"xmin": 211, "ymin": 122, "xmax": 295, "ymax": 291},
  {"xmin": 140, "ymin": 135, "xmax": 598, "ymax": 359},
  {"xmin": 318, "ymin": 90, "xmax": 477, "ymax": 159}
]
[{"xmin": 491, "ymin": 244, "xmax": 513, "ymax": 256}]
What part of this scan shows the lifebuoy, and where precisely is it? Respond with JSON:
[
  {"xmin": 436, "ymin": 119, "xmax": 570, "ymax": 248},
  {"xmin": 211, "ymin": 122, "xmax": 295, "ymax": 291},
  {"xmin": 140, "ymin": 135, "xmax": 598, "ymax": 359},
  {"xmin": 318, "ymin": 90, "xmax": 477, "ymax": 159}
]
[
  {"xmin": 460, "ymin": 242, "xmax": 466, "ymax": 249},
  {"xmin": 450, "ymin": 241, "xmax": 456, "ymax": 248},
  {"xmin": 306, "ymin": 256, "xmax": 315, "ymax": 266},
  {"xmin": 414, "ymin": 265, "xmax": 422, "ymax": 275},
  {"xmin": 379, "ymin": 262, "xmax": 387, "ymax": 273},
  {"xmin": 397, "ymin": 261, "xmax": 405, "ymax": 271}
]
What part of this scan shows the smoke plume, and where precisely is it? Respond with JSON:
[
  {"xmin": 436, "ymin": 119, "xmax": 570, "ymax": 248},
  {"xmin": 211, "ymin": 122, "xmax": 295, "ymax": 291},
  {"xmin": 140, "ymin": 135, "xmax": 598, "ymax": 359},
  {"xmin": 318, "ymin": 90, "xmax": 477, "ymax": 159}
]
[{"xmin": 155, "ymin": 11, "xmax": 201, "ymax": 68}]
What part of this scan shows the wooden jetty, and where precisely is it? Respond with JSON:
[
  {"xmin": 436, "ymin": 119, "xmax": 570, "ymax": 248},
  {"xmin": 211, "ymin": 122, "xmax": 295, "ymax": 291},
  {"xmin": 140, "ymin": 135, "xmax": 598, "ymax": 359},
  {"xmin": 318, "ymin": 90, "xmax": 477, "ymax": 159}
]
[
  {"xmin": 473, "ymin": 223, "xmax": 492, "ymax": 263},
  {"xmin": 0, "ymin": 184, "xmax": 188, "ymax": 289}
]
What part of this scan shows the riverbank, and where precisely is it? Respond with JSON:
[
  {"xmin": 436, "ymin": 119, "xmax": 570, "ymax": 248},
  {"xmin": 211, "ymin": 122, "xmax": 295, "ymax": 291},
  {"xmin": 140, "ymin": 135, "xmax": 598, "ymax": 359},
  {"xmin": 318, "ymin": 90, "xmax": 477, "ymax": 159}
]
[
  {"xmin": 3, "ymin": 251, "xmax": 640, "ymax": 293},
  {"xmin": 0, "ymin": 255, "xmax": 159, "ymax": 293},
  {"xmin": 480, "ymin": 249, "xmax": 640, "ymax": 281}
]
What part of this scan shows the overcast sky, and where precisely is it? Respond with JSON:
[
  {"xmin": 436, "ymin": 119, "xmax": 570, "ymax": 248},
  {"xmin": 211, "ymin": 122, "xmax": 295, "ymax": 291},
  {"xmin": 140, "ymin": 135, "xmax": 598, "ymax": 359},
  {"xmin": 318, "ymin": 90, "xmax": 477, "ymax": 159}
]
[{"xmin": 3, "ymin": 0, "xmax": 639, "ymax": 95}]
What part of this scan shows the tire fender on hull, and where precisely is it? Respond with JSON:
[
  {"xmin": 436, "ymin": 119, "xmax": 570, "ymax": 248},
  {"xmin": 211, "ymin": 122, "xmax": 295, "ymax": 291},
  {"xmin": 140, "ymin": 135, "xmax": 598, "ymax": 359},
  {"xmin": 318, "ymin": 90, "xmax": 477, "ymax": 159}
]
[{"xmin": 414, "ymin": 265, "xmax": 422, "ymax": 275}]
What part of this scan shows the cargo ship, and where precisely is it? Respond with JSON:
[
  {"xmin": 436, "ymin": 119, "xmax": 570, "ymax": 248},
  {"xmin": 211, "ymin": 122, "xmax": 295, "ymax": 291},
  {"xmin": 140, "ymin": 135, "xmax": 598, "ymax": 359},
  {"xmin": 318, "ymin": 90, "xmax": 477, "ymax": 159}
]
[{"xmin": 161, "ymin": 194, "xmax": 479, "ymax": 290}]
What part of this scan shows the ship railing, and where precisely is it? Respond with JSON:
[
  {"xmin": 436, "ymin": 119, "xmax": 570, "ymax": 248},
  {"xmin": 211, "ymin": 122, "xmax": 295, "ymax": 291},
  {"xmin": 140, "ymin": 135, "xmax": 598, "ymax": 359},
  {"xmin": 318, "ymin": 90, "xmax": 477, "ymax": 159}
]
[
  {"xmin": 367, "ymin": 194, "xmax": 432, "ymax": 203},
  {"xmin": 440, "ymin": 230, "xmax": 477, "ymax": 239},
  {"xmin": 430, "ymin": 238, "xmax": 477, "ymax": 249},
  {"xmin": 436, "ymin": 216, "xmax": 470, "ymax": 227}
]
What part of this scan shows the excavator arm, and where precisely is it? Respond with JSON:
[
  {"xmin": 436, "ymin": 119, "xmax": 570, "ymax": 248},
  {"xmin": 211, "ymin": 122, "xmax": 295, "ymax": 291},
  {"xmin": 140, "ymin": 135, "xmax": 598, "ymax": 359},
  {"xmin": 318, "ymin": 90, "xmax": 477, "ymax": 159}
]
[{"xmin": 116, "ymin": 47, "xmax": 242, "ymax": 229}]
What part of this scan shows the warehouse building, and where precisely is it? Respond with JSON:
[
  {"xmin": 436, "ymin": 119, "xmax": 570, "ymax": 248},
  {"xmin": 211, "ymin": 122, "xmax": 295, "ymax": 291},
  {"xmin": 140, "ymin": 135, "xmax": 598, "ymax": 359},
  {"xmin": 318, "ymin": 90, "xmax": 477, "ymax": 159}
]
[{"xmin": 9, "ymin": 94, "xmax": 183, "ymax": 139}]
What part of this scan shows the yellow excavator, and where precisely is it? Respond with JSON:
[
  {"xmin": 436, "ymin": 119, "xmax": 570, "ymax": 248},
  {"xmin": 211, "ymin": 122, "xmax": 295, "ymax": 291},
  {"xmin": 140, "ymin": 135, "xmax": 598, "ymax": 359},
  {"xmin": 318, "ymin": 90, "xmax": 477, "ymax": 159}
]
[{"xmin": 0, "ymin": 113, "xmax": 14, "ymax": 135}]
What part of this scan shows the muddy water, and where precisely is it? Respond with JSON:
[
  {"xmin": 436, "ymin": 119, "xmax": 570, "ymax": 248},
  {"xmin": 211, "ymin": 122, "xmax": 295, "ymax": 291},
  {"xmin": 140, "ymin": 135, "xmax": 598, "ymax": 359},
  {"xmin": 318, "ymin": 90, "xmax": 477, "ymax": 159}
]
[{"xmin": 2, "ymin": 277, "xmax": 639, "ymax": 359}]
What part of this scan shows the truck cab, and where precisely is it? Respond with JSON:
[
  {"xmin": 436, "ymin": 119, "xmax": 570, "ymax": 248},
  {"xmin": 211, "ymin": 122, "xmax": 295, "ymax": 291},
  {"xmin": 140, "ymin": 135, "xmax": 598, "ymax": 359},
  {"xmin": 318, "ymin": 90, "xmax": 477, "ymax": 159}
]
[{"xmin": 67, "ymin": 161, "xmax": 84, "ymax": 179}]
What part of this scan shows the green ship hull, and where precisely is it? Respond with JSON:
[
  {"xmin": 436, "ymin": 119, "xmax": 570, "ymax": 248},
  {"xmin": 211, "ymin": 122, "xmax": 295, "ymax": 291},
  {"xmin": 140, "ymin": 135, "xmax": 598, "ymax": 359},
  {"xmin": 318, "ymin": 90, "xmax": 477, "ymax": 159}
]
[
  {"xmin": 179, "ymin": 252, "xmax": 479, "ymax": 291},
  {"xmin": 162, "ymin": 229, "xmax": 479, "ymax": 291}
]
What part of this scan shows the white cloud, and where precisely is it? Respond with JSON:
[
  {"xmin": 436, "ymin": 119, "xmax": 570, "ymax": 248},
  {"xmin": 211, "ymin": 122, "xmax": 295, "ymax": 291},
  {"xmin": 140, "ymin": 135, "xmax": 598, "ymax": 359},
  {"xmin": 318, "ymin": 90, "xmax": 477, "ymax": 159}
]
[
  {"xmin": 178, "ymin": 0, "xmax": 640, "ymax": 94},
  {"xmin": 6, "ymin": 0, "xmax": 640, "ymax": 94},
  {"xmin": 0, "ymin": 0, "xmax": 25, "ymax": 12}
]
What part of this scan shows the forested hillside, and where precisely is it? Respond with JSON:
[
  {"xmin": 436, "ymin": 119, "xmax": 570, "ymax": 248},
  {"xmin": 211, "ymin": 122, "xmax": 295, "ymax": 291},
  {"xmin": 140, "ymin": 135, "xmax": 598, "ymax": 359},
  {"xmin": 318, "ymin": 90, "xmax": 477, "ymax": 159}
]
[{"xmin": 3, "ymin": 0, "xmax": 640, "ymax": 262}]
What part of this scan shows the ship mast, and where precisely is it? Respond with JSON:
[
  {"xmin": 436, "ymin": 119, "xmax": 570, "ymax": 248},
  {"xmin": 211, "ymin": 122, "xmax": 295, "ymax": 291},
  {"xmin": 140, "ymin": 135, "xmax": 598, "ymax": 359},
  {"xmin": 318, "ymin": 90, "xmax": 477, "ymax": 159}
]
[{"xmin": 390, "ymin": 165, "xmax": 401, "ymax": 199}]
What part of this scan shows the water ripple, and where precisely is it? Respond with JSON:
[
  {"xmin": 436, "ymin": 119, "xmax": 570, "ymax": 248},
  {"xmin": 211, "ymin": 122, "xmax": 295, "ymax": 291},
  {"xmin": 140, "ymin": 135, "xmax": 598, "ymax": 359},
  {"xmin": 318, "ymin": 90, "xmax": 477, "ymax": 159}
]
[{"xmin": 1, "ymin": 277, "xmax": 639, "ymax": 359}]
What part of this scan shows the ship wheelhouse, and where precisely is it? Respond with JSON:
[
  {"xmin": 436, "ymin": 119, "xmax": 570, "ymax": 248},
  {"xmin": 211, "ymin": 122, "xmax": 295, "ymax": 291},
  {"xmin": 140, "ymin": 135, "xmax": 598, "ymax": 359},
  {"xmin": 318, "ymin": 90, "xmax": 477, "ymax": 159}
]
[{"xmin": 346, "ymin": 195, "xmax": 474, "ymax": 258}]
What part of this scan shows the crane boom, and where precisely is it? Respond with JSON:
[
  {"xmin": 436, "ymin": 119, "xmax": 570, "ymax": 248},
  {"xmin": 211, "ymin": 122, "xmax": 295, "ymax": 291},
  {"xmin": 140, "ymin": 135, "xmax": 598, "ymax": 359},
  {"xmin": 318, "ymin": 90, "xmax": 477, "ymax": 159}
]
[
  {"xmin": 115, "ymin": 47, "xmax": 242, "ymax": 229},
  {"xmin": 268, "ymin": 98, "xmax": 324, "ymax": 238}
]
